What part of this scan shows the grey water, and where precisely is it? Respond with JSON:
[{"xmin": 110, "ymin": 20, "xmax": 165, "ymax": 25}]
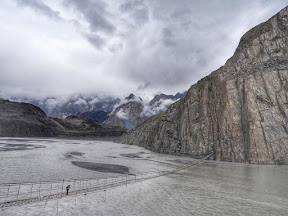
[
  {"xmin": 0, "ymin": 137, "xmax": 287, "ymax": 215},
  {"xmin": 0, "ymin": 137, "xmax": 175, "ymax": 183}
]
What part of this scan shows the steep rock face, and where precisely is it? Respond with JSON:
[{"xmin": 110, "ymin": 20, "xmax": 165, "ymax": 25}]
[{"xmin": 119, "ymin": 7, "xmax": 288, "ymax": 164}]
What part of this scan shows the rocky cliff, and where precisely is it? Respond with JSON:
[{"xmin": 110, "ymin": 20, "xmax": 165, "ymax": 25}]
[
  {"xmin": 119, "ymin": 7, "xmax": 288, "ymax": 164},
  {"xmin": 0, "ymin": 99, "xmax": 126, "ymax": 137}
]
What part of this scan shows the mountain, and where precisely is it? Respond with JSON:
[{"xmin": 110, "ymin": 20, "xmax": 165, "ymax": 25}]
[
  {"xmin": 0, "ymin": 99, "xmax": 56, "ymax": 137},
  {"xmin": 119, "ymin": 7, "xmax": 288, "ymax": 164},
  {"xmin": 0, "ymin": 99, "xmax": 126, "ymax": 137},
  {"xmin": 104, "ymin": 94, "xmax": 145, "ymax": 129},
  {"xmin": 146, "ymin": 92, "xmax": 187, "ymax": 116},
  {"xmin": 76, "ymin": 110, "xmax": 109, "ymax": 123},
  {"xmin": 10, "ymin": 95, "xmax": 120, "ymax": 119},
  {"xmin": 52, "ymin": 116, "xmax": 125, "ymax": 137},
  {"xmin": 104, "ymin": 92, "xmax": 186, "ymax": 129},
  {"xmin": 45, "ymin": 96, "xmax": 120, "ymax": 119},
  {"xmin": 6, "ymin": 92, "xmax": 186, "ymax": 129},
  {"xmin": 149, "ymin": 92, "xmax": 187, "ymax": 107}
]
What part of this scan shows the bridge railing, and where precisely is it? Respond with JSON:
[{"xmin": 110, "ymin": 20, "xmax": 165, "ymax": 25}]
[
  {"xmin": 0, "ymin": 171, "xmax": 164, "ymax": 205},
  {"xmin": 0, "ymin": 154, "xmax": 212, "ymax": 207}
]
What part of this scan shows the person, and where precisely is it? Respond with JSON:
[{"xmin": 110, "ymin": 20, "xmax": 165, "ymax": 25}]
[{"xmin": 66, "ymin": 185, "xmax": 71, "ymax": 195}]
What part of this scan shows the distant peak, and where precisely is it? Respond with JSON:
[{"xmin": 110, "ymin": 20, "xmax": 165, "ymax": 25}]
[
  {"xmin": 125, "ymin": 94, "xmax": 136, "ymax": 100},
  {"xmin": 174, "ymin": 91, "xmax": 187, "ymax": 98}
]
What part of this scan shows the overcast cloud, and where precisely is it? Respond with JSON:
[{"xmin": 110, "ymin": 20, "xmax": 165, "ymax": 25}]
[{"xmin": 0, "ymin": 0, "xmax": 288, "ymax": 100}]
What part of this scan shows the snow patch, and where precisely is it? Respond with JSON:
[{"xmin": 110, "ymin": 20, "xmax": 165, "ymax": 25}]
[
  {"xmin": 88, "ymin": 97, "xmax": 100, "ymax": 105},
  {"xmin": 110, "ymin": 97, "xmax": 143, "ymax": 115},
  {"xmin": 142, "ymin": 98, "xmax": 179, "ymax": 117},
  {"xmin": 74, "ymin": 98, "xmax": 88, "ymax": 105},
  {"xmin": 116, "ymin": 108, "xmax": 129, "ymax": 120}
]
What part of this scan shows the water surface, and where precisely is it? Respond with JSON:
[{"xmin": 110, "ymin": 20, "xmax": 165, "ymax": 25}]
[{"xmin": 0, "ymin": 137, "xmax": 287, "ymax": 215}]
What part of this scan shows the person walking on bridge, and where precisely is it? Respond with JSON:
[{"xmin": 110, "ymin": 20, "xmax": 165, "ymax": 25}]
[{"xmin": 66, "ymin": 185, "xmax": 71, "ymax": 195}]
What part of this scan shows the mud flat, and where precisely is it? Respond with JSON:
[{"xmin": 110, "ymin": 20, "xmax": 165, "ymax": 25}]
[
  {"xmin": 0, "ymin": 143, "xmax": 45, "ymax": 151},
  {"xmin": 72, "ymin": 161, "xmax": 130, "ymax": 174}
]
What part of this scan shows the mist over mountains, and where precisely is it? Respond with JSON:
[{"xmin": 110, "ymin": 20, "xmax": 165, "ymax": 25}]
[{"xmin": 4, "ymin": 91, "xmax": 186, "ymax": 129}]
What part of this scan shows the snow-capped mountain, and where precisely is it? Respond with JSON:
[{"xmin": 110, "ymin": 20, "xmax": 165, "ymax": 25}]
[
  {"xmin": 105, "ymin": 92, "xmax": 187, "ymax": 129},
  {"xmin": 104, "ymin": 94, "xmax": 146, "ymax": 129},
  {"xmin": 6, "ymin": 91, "xmax": 186, "ymax": 127},
  {"xmin": 9, "ymin": 95, "xmax": 120, "ymax": 122},
  {"xmin": 44, "ymin": 96, "xmax": 120, "ymax": 119}
]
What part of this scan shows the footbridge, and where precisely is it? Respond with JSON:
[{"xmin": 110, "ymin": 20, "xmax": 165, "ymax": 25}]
[{"xmin": 0, "ymin": 154, "xmax": 212, "ymax": 208}]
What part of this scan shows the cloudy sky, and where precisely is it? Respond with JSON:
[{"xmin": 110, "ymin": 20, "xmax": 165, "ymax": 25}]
[{"xmin": 0, "ymin": 0, "xmax": 288, "ymax": 100}]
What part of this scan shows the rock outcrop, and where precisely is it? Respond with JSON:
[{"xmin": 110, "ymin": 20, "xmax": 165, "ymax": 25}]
[
  {"xmin": 0, "ymin": 99, "xmax": 126, "ymax": 137},
  {"xmin": 119, "ymin": 7, "xmax": 288, "ymax": 164}
]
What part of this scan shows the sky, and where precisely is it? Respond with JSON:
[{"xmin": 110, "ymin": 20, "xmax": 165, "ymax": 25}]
[{"xmin": 0, "ymin": 0, "xmax": 288, "ymax": 100}]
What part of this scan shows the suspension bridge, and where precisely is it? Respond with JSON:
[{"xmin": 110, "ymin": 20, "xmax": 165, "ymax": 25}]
[{"xmin": 0, "ymin": 154, "xmax": 212, "ymax": 208}]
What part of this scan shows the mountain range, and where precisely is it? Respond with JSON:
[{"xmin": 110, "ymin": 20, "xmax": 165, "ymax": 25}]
[
  {"xmin": 8, "ymin": 92, "xmax": 186, "ymax": 129},
  {"xmin": 104, "ymin": 92, "xmax": 186, "ymax": 129},
  {"xmin": 10, "ymin": 95, "xmax": 120, "ymax": 119},
  {"xmin": 0, "ymin": 99, "xmax": 125, "ymax": 137}
]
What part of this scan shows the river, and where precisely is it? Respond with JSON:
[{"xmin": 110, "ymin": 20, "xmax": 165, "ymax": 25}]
[{"xmin": 0, "ymin": 137, "xmax": 287, "ymax": 215}]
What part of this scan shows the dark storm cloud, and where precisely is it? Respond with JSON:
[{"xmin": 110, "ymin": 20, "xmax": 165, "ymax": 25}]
[
  {"xmin": 64, "ymin": 0, "xmax": 115, "ymax": 34},
  {"xmin": 112, "ymin": 0, "xmax": 288, "ymax": 92},
  {"xmin": 16, "ymin": 0, "xmax": 62, "ymax": 20},
  {"xmin": 119, "ymin": 0, "xmax": 149, "ymax": 26},
  {"xmin": 2, "ymin": 0, "xmax": 288, "ymax": 99}
]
